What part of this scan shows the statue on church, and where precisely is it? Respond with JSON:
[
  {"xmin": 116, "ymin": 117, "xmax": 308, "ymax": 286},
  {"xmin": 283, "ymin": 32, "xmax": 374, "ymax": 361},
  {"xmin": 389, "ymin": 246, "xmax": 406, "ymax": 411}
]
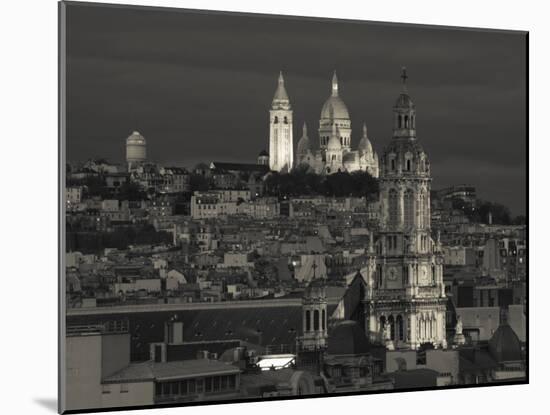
[
  {"xmin": 453, "ymin": 315, "xmax": 466, "ymax": 346},
  {"xmin": 384, "ymin": 322, "xmax": 391, "ymax": 341},
  {"xmin": 408, "ymin": 234, "xmax": 416, "ymax": 253},
  {"xmin": 455, "ymin": 315, "xmax": 463, "ymax": 335},
  {"xmin": 382, "ymin": 321, "xmax": 395, "ymax": 351}
]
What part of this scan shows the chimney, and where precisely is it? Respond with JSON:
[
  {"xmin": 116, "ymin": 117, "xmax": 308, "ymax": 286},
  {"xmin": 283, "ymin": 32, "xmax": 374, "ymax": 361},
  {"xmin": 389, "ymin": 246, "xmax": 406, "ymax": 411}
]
[
  {"xmin": 164, "ymin": 317, "xmax": 184, "ymax": 345},
  {"xmin": 150, "ymin": 343, "xmax": 167, "ymax": 363}
]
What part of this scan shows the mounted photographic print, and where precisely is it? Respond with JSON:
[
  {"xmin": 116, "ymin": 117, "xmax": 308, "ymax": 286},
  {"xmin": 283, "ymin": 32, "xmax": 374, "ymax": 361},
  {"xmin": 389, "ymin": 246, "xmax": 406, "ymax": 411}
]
[{"xmin": 59, "ymin": 1, "xmax": 528, "ymax": 413}]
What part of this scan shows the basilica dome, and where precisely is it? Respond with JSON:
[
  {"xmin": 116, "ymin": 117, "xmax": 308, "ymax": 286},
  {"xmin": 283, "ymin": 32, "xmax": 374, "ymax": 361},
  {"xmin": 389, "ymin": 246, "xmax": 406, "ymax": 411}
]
[
  {"xmin": 357, "ymin": 123, "xmax": 373, "ymax": 154},
  {"xmin": 321, "ymin": 96, "xmax": 350, "ymax": 120},
  {"xmin": 327, "ymin": 320, "xmax": 370, "ymax": 355},
  {"xmin": 320, "ymin": 71, "xmax": 350, "ymax": 121}
]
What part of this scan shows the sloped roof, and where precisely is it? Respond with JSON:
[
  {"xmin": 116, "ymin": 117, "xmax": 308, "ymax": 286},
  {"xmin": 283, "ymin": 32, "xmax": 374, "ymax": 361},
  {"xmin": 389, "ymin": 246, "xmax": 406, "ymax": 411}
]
[
  {"xmin": 103, "ymin": 359, "xmax": 239, "ymax": 384},
  {"xmin": 488, "ymin": 324, "xmax": 522, "ymax": 363},
  {"xmin": 68, "ymin": 304, "xmax": 336, "ymax": 361},
  {"xmin": 327, "ymin": 320, "xmax": 370, "ymax": 355}
]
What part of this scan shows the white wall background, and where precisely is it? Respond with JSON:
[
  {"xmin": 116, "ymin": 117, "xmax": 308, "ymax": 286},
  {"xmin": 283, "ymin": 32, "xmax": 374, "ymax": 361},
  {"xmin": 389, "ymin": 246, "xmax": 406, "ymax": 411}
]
[{"xmin": 0, "ymin": 0, "xmax": 543, "ymax": 414}]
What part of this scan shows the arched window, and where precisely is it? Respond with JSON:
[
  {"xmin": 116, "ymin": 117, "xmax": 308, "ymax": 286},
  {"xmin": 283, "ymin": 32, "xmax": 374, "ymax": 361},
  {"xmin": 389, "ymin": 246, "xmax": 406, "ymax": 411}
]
[
  {"xmin": 274, "ymin": 116, "xmax": 279, "ymax": 124},
  {"xmin": 397, "ymin": 315, "xmax": 404, "ymax": 341},
  {"xmin": 389, "ymin": 189, "xmax": 398, "ymax": 227},
  {"xmin": 314, "ymin": 310, "xmax": 320, "ymax": 331},
  {"xmin": 404, "ymin": 190, "xmax": 414, "ymax": 228},
  {"xmin": 377, "ymin": 265, "xmax": 383, "ymax": 287},
  {"xmin": 431, "ymin": 264, "xmax": 436, "ymax": 285},
  {"xmin": 388, "ymin": 315, "xmax": 395, "ymax": 340},
  {"xmin": 391, "ymin": 158, "xmax": 396, "ymax": 170},
  {"xmin": 322, "ymin": 309, "xmax": 326, "ymax": 330},
  {"xmin": 306, "ymin": 310, "xmax": 311, "ymax": 332},
  {"xmin": 404, "ymin": 115, "xmax": 409, "ymax": 128},
  {"xmin": 283, "ymin": 116, "xmax": 288, "ymax": 124},
  {"xmin": 406, "ymin": 158, "xmax": 411, "ymax": 171},
  {"xmin": 398, "ymin": 115, "xmax": 402, "ymax": 128},
  {"xmin": 380, "ymin": 315, "xmax": 386, "ymax": 332}
]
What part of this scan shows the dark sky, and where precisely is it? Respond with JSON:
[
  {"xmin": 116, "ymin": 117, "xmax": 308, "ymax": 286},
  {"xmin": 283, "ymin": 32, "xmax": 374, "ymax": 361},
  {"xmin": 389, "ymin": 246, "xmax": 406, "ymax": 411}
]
[{"xmin": 65, "ymin": 3, "xmax": 527, "ymax": 215}]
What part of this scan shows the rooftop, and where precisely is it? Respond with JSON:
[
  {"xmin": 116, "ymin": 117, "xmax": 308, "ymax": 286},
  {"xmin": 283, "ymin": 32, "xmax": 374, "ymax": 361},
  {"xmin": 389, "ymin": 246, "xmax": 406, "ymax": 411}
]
[{"xmin": 103, "ymin": 359, "xmax": 240, "ymax": 384}]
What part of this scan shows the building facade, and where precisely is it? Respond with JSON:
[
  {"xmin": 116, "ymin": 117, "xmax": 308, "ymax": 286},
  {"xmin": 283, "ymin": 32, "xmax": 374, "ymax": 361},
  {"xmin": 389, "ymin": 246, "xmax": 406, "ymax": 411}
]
[
  {"xmin": 294, "ymin": 72, "xmax": 379, "ymax": 177},
  {"xmin": 363, "ymin": 69, "xmax": 447, "ymax": 350}
]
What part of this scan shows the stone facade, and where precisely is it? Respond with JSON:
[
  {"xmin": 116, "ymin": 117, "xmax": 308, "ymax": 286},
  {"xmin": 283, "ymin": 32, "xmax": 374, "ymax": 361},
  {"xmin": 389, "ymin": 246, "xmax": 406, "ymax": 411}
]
[
  {"xmin": 295, "ymin": 72, "xmax": 379, "ymax": 177},
  {"xmin": 269, "ymin": 72, "xmax": 294, "ymax": 172},
  {"xmin": 363, "ymin": 69, "xmax": 447, "ymax": 350}
]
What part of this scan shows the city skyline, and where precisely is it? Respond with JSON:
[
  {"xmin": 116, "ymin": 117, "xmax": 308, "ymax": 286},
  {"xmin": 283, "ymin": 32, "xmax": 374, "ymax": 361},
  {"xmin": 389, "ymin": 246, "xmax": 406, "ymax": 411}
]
[
  {"xmin": 66, "ymin": 5, "xmax": 526, "ymax": 215},
  {"xmin": 61, "ymin": 4, "xmax": 527, "ymax": 412}
]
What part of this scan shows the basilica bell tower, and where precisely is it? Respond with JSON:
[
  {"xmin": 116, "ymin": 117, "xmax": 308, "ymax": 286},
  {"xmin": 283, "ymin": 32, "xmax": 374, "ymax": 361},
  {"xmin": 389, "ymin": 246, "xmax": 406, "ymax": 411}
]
[
  {"xmin": 363, "ymin": 68, "xmax": 447, "ymax": 350},
  {"xmin": 269, "ymin": 71, "xmax": 294, "ymax": 172}
]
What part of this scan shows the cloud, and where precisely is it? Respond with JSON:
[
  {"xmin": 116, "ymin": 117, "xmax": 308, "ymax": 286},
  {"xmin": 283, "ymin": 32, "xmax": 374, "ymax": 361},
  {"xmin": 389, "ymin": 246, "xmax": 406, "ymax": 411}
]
[{"xmin": 65, "ymin": 3, "xmax": 527, "ymax": 215}]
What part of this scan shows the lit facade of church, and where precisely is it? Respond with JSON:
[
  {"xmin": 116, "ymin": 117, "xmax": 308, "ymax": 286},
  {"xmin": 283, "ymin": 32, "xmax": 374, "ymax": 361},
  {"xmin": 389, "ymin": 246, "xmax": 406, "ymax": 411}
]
[
  {"xmin": 268, "ymin": 72, "xmax": 379, "ymax": 176},
  {"xmin": 361, "ymin": 68, "xmax": 448, "ymax": 350}
]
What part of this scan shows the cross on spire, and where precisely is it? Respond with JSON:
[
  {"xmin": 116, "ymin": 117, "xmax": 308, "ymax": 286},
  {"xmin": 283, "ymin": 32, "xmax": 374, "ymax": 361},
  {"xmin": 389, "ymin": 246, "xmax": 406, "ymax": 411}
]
[{"xmin": 401, "ymin": 66, "xmax": 408, "ymax": 91}]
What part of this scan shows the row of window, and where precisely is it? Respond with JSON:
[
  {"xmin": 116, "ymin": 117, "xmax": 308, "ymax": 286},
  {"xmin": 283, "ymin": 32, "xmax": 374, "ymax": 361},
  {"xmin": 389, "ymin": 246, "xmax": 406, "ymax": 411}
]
[
  {"xmin": 387, "ymin": 189, "xmax": 429, "ymax": 228},
  {"xmin": 273, "ymin": 116, "xmax": 289, "ymax": 124},
  {"xmin": 327, "ymin": 364, "xmax": 369, "ymax": 379},
  {"xmin": 388, "ymin": 156, "xmax": 426, "ymax": 173},
  {"xmin": 320, "ymin": 136, "xmax": 350, "ymax": 146},
  {"xmin": 102, "ymin": 383, "xmax": 128, "ymax": 394},
  {"xmin": 305, "ymin": 308, "xmax": 327, "ymax": 332},
  {"xmin": 396, "ymin": 114, "xmax": 415, "ymax": 129},
  {"xmin": 154, "ymin": 375, "xmax": 238, "ymax": 398}
]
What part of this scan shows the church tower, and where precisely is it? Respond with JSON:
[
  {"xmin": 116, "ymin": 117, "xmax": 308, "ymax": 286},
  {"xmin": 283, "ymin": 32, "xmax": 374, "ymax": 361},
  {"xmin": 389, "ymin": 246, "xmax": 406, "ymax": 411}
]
[
  {"xmin": 363, "ymin": 68, "xmax": 447, "ymax": 350},
  {"xmin": 297, "ymin": 266, "xmax": 328, "ymax": 351},
  {"xmin": 269, "ymin": 71, "xmax": 294, "ymax": 172}
]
